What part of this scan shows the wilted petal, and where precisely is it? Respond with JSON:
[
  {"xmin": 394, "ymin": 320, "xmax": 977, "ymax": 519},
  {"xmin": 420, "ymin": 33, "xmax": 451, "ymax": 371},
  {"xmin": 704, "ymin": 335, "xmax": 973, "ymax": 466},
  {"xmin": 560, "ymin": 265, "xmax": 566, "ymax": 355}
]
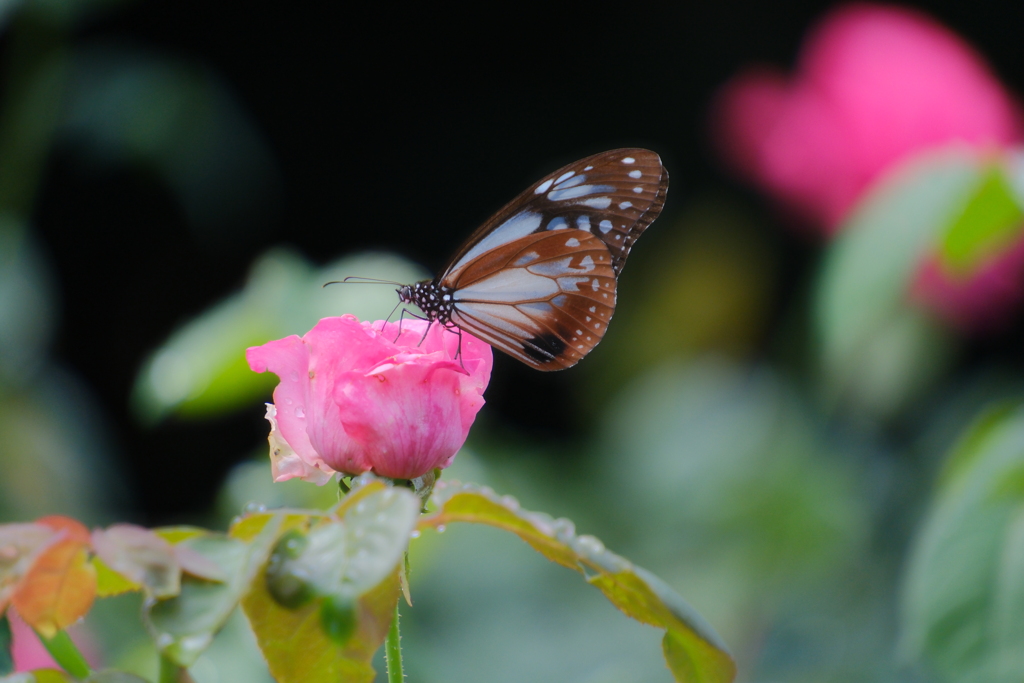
[{"xmin": 264, "ymin": 403, "xmax": 334, "ymax": 484}]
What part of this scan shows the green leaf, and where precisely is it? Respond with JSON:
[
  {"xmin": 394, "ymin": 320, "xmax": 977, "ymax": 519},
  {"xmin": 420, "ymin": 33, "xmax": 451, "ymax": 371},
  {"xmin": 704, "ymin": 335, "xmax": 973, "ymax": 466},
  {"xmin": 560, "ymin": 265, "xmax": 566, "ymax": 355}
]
[
  {"xmin": 91, "ymin": 525, "xmax": 180, "ymax": 599},
  {"xmin": 131, "ymin": 250, "xmax": 427, "ymax": 422},
  {"xmin": 419, "ymin": 483, "xmax": 736, "ymax": 683},
  {"xmin": 816, "ymin": 148, "xmax": 979, "ymax": 415},
  {"xmin": 144, "ymin": 518, "xmax": 282, "ymax": 667},
  {"xmin": 940, "ymin": 162, "xmax": 1024, "ymax": 274},
  {"xmin": 901, "ymin": 402, "xmax": 1024, "ymax": 681},
  {"xmin": 0, "ymin": 672, "xmax": 72, "ymax": 683},
  {"xmin": 0, "ymin": 614, "xmax": 11, "ymax": 675},
  {"xmin": 83, "ymin": 672, "xmax": 152, "ymax": 683},
  {"xmin": 239, "ymin": 484, "xmax": 418, "ymax": 683},
  {"xmin": 92, "ymin": 556, "xmax": 141, "ymax": 598}
]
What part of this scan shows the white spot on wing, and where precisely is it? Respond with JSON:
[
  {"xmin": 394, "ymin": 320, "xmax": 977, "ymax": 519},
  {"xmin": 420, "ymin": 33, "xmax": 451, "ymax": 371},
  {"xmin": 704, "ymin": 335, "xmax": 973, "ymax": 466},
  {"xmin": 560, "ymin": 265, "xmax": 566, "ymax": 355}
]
[
  {"xmin": 547, "ymin": 217, "xmax": 568, "ymax": 230},
  {"xmin": 565, "ymin": 237, "xmax": 580, "ymax": 247},
  {"xmin": 548, "ymin": 184, "xmax": 614, "ymax": 201},
  {"xmin": 583, "ymin": 165, "xmax": 593, "ymax": 171},
  {"xmin": 555, "ymin": 171, "xmax": 575, "ymax": 184},
  {"xmin": 514, "ymin": 251, "xmax": 540, "ymax": 266},
  {"xmin": 576, "ymin": 215, "xmax": 590, "ymax": 231},
  {"xmin": 455, "ymin": 302, "xmax": 541, "ymax": 337},
  {"xmin": 583, "ymin": 197, "xmax": 612, "ymax": 209},
  {"xmin": 558, "ymin": 276, "xmax": 591, "ymax": 292},
  {"xmin": 619, "ymin": 201, "xmax": 633, "ymax": 210},
  {"xmin": 517, "ymin": 301, "xmax": 553, "ymax": 316},
  {"xmin": 454, "ymin": 268, "xmax": 559, "ymax": 302},
  {"xmin": 591, "ymin": 278, "xmax": 599, "ymax": 291},
  {"xmin": 553, "ymin": 174, "xmax": 587, "ymax": 190},
  {"xmin": 453, "ymin": 211, "xmax": 543, "ymax": 270},
  {"xmin": 628, "ymin": 170, "xmax": 642, "ymax": 179},
  {"xmin": 633, "ymin": 186, "xmax": 644, "ymax": 193},
  {"xmin": 599, "ymin": 219, "xmax": 613, "ymax": 234},
  {"xmin": 528, "ymin": 256, "xmax": 593, "ymax": 277},
  {"xmin": 622, "ymin": 157, "xmax": 635, "ymax": 164},
  {"xmin": 535, "ymin": 179, "xmax": 553, "ymax": 194}
]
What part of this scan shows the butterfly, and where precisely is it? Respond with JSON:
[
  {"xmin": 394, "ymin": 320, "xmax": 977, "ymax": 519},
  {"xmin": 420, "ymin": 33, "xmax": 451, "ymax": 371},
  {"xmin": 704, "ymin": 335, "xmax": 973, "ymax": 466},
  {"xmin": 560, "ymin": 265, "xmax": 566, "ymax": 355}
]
[{"xmin": 396, "ymin": 148, "xmax": 668, "ymax": 370}]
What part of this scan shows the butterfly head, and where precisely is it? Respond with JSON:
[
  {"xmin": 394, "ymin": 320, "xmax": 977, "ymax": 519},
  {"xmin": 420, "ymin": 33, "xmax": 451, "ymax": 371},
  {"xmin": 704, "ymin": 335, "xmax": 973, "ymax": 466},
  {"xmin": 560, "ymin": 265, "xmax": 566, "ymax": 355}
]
[{"xmin": 397, "ymin": 280, "xmax": 455, "ymax": 323}]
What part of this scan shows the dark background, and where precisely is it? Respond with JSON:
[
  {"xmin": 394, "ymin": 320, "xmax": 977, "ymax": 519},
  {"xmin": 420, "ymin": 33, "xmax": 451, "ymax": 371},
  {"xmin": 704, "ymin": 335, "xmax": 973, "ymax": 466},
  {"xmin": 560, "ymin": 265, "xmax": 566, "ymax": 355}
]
[{"xmin": 24, "ymin": 0, "xmax": 1024, "ymax": 522}]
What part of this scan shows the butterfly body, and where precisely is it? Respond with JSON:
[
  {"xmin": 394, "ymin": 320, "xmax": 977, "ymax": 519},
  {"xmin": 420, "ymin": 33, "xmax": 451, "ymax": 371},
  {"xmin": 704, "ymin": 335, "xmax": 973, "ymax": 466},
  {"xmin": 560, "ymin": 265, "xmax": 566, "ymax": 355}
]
[{"xmin": 397, "ymin": 148, "xmax": 667, "ymax": 371}]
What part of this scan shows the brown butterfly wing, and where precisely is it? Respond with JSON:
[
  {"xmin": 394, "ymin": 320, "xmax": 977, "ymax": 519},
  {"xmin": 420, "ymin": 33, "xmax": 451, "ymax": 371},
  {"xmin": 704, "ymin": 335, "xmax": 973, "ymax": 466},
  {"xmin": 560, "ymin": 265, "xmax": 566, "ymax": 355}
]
[
  {"xmin": 446, "ymin": 230, "xmax": 616, "ymax": 370},
  {"xmin": 441, "ymin": 148, "xmax": 667, "ymax": 284}
]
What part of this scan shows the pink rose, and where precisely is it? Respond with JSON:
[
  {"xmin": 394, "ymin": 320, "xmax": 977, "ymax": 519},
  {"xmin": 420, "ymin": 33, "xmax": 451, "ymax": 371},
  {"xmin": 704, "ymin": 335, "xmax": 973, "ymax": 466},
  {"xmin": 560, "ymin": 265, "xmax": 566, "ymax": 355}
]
[
  {"xmin": 247, "ymin": 315, "xmax": 492, "ymax": 481},
  {"xmin": 712, "ymin": 3, "xmax": 1024, "ymax": 233}
]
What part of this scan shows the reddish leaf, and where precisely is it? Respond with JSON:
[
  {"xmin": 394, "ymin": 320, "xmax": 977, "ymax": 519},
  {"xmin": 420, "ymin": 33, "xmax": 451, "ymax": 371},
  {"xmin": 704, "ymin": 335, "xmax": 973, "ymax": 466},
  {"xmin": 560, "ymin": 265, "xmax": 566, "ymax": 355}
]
[
  {"xmin": 12, "ymin": 519, "xmax": 96, "ymax": 638},
  {"xmin": 35, "ymin": 518, "xmax": 89, "ymax": 545},
  {"xmin": 0, "ymin": 523, "xmax": 58, "ymax": 613}
]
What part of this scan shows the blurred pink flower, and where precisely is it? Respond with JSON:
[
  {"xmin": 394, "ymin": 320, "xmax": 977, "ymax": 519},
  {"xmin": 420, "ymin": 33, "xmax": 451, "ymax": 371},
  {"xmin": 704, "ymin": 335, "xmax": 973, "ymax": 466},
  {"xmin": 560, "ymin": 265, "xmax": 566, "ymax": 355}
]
[
  {"xmin": 8, "ymin": 608, "xmax": 99, "ymax": 672},
  {"xmin": 712, "ymin": 3, "xmax": 1023, "ymax": 233},
  {"xmin": 247, "ymin": 314, "xmax": 492, "ymax": 481}
]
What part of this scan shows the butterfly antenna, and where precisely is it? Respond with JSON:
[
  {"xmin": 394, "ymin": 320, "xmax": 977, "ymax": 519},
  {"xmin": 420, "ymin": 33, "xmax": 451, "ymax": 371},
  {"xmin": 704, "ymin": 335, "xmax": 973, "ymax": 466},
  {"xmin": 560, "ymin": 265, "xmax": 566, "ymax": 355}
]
[{"xmin": 323, "ymin": 276, "xmax": 404, "ymax": 287}]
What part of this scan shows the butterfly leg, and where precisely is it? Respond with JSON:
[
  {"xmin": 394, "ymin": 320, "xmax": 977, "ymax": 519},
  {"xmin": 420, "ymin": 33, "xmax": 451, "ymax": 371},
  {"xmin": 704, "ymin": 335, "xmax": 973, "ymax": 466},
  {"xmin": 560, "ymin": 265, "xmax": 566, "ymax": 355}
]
[
  {"xmin": 417, "ymin": 320, "xmax": 433, "ymax": 347},
  {"xmin": 455, "ymin": 325, "xmax": 465, "ymax": 369},
  {"xmin": 395, "ymin": 308, "xmax": 429, "ymax": 343}
]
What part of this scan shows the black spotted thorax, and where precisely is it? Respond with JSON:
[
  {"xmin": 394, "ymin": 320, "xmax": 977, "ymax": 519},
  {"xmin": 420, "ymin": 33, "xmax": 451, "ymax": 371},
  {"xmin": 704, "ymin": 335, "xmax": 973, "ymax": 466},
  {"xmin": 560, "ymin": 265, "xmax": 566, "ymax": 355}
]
[{"xmin": 397, "ymin": 280, "xmax": 456, "ymax": 324}]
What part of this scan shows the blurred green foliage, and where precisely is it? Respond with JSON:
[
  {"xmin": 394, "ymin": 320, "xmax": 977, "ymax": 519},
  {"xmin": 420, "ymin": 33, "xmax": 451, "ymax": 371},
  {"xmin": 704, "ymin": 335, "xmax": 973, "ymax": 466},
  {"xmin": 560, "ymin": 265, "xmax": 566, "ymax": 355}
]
[
  {"xmin": 902, "ymin": 402, "xmax": 1024, "ymax": 682},
  {"xmin": 2, "ymin": 0, "xmax": 1024, "ymax": 677},
  {"xmin": 131, "ymin": 250, "xmax": 426, "ymax": 422}
]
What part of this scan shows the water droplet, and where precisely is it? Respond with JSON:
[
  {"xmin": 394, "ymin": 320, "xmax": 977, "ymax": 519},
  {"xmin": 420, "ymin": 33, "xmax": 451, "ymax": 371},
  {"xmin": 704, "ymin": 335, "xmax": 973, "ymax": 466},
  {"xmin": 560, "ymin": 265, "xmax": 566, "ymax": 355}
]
[
  {"xmin": 294, "ymin": 406, "xmax": 305, "ymax": 418},
  {"xmin": 284, "ymin": 397, "xmax": 293, "ymax": 405},
  {"xmin": 575, "ymin": 535, "xmax": 605, "ymax": 555},
  {"xmin": 410, "ymin": 529, "xmax": 421, "ymax": 538},
  {"xmin": 178, "ymin": 633, "xmax": 213, "ymax": 656},
  {"xmin": 552, "ymin": 518, "xmax": 575, "ymax": 538},
  {"xmin": 290, "ymin": 371, "xmax": 299, "ymax": 382},
  {"xmin": 499, "ymin": 495, "xmax": 520, "ymax": 511},
  {"xmin": 436, "ymin": 525, "xmax": 446, "ymax": 533},
  {"xmin": 244, "ymin": 501, "xmax": 267, "ymax": 514}
]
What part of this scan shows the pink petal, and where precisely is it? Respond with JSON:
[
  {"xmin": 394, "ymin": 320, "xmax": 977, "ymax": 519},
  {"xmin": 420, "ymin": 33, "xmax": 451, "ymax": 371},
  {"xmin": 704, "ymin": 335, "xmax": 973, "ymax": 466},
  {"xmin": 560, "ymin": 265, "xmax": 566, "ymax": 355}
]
[
  {"xmin": 246, "ymin": 335, "xmax": 321, "ymax": 472},
  {"xmin": 332, "ymin": 361, "xmax": 468, "ymax": 479}
]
